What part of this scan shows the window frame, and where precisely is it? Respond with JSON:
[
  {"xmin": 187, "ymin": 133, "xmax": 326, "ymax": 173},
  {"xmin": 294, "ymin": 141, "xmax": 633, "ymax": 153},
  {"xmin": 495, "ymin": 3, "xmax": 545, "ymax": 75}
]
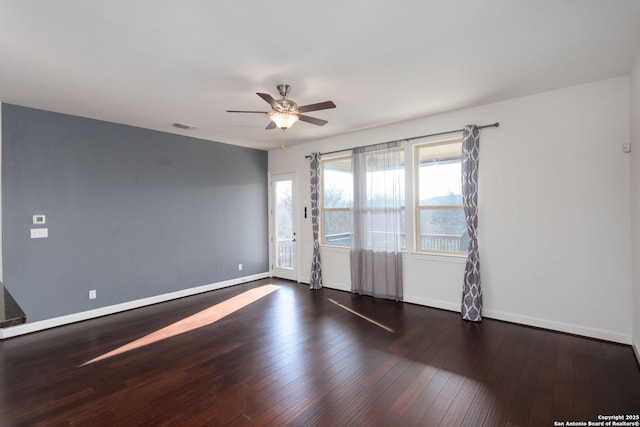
[
  {"xmin": 320, "ymin": 155, "xmax": 353, "ymax": 247},
  {"xmin": 319, "ymin": 151, "xmax": 406, "ymax": 249},
  {"xmin": 414, "ymin": 138, "xmax": 467, "ymax": 256}
]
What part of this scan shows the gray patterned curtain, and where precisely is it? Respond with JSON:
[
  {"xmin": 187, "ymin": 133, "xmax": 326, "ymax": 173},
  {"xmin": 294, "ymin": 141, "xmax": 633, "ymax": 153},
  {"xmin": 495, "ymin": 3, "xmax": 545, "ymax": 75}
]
[
  {"xmin": 309, "ymin": 152, "xmax": 322, "ymax": 289},
  {"xmin": 461, "ymin": 125, "xmax": 482, "ymax": 321}
]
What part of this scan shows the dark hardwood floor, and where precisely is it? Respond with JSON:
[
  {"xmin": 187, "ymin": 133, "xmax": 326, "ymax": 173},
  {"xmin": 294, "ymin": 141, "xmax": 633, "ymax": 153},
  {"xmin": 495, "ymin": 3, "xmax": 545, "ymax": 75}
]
[{"xmin": 1, "ymin": 278, "xmax": 638, "ymax": 426}]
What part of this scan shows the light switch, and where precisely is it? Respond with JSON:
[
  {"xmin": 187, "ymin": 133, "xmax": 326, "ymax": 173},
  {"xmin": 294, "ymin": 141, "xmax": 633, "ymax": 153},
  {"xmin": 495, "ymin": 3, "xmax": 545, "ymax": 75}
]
[
  {"xmin": 32, "ymin": 214, "xmax": 46, "ymax": 225},
  {"xmin": 30, "ymin": 228, "xmax": 48, "ymax": 239}
]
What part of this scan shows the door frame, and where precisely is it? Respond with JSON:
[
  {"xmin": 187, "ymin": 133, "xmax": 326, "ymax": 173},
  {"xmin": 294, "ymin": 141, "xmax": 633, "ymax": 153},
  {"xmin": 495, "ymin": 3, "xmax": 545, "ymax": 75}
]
[{"xmin": 270, "ymin": 171, "xmax": 299, "ymax": 282}]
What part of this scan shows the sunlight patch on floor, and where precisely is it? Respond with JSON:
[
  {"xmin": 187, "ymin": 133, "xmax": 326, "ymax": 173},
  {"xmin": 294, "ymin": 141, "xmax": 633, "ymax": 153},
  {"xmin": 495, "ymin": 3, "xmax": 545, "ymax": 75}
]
[
  {"xmin": 81, "ymin": 284, "xmax": 280, "ymax": 366},
  {"xmin": 328, "ymin": 298, "xmax": 394, "ymax": 333}
]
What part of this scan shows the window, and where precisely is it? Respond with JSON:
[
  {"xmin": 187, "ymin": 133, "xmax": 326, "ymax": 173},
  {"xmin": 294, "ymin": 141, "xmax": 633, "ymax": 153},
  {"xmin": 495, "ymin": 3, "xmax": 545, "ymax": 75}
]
[
  {"xmin": 321, "ymin": 156, "xmax": 353, "ymax": 245},
  {"xmin": 353, "ymin": 146, "xmax": 406, "ymax": 250},
  {"xmin": 415, "ymin": 139, "xmax": 468, "ymax": 254},
  {"xmin": 321, "ymin": 152, "xmax": 405, "ymax": 247}
]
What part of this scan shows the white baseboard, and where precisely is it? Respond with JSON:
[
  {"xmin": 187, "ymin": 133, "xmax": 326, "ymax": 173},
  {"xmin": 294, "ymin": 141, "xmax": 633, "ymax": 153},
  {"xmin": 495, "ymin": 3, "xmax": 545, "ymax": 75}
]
[
  {"xmin": 633, "ymin": 338, "xmax": 640, "ymax": 366},
  {"xmin": 0, "ymin": 272, "xmax": 270, "ymax": 340},
  {"xmin": 403, "ymin": 295, "xmax": 631, "ymax": 344},
  {"xmin": 16, "ymin": 273, "xmax": 627, "ymax": 345},
  {"xmin": 322, "ymin": 282, "xmax": 350, "ymax": 292},
  {"xmin": 323, "ymin": 287, "xmax": 632, "ymax": 345},
  {"xmin": 480, "ymin": 308, "xmax": 631, "ymax": 344},
  {"xmin": 403, "ymin": 295, "xmax": 461, "ymax": 312}
]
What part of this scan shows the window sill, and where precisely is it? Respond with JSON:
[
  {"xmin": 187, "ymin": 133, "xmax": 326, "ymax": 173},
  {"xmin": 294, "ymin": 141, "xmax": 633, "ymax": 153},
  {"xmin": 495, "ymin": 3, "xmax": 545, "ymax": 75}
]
[
  {"xmin": 320, "ymin": 246, "xmax": 466, "ymax": 264},
  {"xmin": 407, "ymin": 251, "xmax": 467, "ymax": 263},
  {"xmin": 320, "ymin": 244, "xmax": 351, "ymax": 253}
]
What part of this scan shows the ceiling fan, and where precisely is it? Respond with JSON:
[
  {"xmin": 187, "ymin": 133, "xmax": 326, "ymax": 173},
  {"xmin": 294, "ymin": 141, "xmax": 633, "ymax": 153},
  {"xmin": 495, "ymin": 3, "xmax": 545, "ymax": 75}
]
[{"xmin": 227, "ymin": 84, "xmax": 336, "ymax": 130}]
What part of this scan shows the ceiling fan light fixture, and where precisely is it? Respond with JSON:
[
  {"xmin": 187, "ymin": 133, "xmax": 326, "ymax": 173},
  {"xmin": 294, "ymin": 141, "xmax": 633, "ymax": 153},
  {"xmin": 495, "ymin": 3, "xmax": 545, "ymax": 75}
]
[
  {"xmin": 227, "ymin": 84, "xmax": 336, "ymax": 131},
  {"xmin": 269, "ymin": 112, "xmax": 299, "ymax": 129}
]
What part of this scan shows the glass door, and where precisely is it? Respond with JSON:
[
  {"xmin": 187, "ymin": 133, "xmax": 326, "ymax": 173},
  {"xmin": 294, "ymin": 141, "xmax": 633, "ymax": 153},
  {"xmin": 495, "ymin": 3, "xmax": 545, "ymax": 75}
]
[{"xmin": 272, "ymin": 173, "xmax": 297, "ymax": 280}]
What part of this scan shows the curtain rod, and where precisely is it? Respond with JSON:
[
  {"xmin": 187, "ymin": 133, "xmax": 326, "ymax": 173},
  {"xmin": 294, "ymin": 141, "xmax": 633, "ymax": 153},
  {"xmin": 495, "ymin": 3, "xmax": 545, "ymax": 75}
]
[{"xmin": 304, "ymin": 122, "xmax": 499, "ymax": 159}]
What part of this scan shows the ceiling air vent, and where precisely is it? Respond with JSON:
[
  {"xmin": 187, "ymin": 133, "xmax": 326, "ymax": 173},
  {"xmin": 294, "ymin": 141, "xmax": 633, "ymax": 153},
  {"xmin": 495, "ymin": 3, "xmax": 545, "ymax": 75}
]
[{"xmin": 172, "ymin": 122, "xmax": 197, "ymax": 130}]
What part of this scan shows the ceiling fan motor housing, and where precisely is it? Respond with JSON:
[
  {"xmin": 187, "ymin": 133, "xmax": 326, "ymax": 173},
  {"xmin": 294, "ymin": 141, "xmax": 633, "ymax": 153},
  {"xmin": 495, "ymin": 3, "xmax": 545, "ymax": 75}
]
[
  {"xmin": 277, "ymin": 84, "xmax": 291, "ymax": 98},
  {"xmin": 277, "ymin": 98, "xmax": 298, "ymax": 113}
]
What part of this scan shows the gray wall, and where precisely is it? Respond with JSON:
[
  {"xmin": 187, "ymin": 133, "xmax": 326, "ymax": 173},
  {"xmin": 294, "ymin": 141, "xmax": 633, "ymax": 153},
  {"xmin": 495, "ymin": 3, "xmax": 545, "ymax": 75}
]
[{"xmin": 2, "ymin": 104, "xmax": 268, "ymax": 322}]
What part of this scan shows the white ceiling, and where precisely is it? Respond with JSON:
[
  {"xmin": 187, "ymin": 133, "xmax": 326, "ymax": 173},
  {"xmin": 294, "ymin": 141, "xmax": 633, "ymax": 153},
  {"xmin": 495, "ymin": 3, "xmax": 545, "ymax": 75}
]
[{"xmin": 1, "ymin": 1, "xmax": 640, "ymax": 151}]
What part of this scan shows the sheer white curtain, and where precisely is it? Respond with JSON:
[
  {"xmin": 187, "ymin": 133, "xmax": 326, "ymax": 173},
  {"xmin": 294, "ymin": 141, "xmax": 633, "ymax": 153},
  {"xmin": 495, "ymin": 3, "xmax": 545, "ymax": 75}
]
[{"xmin": 350, "ymin": 141, "xmax": 404, "ymax": 301}]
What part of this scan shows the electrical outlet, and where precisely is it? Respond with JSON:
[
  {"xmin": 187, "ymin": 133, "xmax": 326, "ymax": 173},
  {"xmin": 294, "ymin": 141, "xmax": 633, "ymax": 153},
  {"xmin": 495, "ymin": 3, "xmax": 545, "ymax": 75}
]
[
  {"xmin": 89, "ymin": 290, "xmax": 96, "ymax": 300},
  {"xmin": 238, "ymin": 263, "xmax": 243, "ymax": 271}
]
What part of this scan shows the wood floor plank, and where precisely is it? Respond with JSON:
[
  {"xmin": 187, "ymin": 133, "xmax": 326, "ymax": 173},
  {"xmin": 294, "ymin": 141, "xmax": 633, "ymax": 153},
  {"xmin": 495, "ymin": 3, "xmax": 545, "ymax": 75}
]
[
  {"xmin": 457, "ymin": 322, "xmax": 509, "ymax": 427},
  {"xmin": 505, "ymin": 327, "xmax": 545, "ymax": 426},
  {"xmin": 391, "ymin": 364, "xmax": 439, "ymax": 412},
  {"xmin": 480, "ymin": 325, "xmax": 533, "ymax": 426},
  {"xmin": 601, "ymin": 341, "xmax": 640, "ymax": 414},
  {"xmin": 586, "ymin": 338, "xmax": 614, "ymax": 415},
  {"xmin": 1, "ymin": 278, "xmax": 639, "ymax": 426},
  {"xmin": 552, "ymin": 333, "xmax": 574, "ymax": 420},
  {"xmin": 572, "ymin": 335, "xmax": 595, "ymax": 420}
]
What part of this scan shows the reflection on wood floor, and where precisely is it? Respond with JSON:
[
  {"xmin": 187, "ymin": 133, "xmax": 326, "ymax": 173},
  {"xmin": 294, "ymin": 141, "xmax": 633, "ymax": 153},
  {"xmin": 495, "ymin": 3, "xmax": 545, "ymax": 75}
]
[{"xmin": 1, "ymin": 278, "xmax": 638, "ymax": 426}]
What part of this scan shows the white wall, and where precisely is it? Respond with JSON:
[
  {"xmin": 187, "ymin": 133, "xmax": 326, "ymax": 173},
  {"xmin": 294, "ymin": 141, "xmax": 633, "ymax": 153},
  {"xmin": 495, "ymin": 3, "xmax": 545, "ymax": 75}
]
[
  {"xmin": 0, "ymin": 102, "xmax": 3, "ymax": 283},
  {"xmin": 630, "ymin": 52, "xmax": 640, "ymax": 357},
  {"xmin": 269, "ymin": 76, "xmax": 632, "ymax": 343},
  {"xmin": 0, "ymin": 102, "xmax": 3, "ymax": 320}
]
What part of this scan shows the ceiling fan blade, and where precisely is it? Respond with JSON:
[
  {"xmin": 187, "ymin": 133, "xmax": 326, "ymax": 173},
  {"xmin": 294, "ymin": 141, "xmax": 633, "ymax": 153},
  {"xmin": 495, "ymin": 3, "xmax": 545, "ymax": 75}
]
[
  {"xmin": 297, "ymin": 101, "xmax": 336, "ymax": 113},
  {"xmin": 265, "ymin": 121, "xmax": 277, "ymax": 130},
  {"xmin": 257, "ymin": 92, "xmax": 282, "ymax": 110},
  {"xmin": 226, "ymin": 110, "xmax": 269, "ymax": 114},
  {"xmin": 298, "ymin": 114, "xmax": 328, "ymax": 126}
]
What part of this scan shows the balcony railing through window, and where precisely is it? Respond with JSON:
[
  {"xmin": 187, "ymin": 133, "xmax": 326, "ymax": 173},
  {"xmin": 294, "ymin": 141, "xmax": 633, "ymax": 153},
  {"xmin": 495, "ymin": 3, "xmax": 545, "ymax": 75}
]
[
  {"xmin": 276, "ymin": 238, "xmax": 293, "ymax": 269},
  {"xmin": 419, "ymin": 233, "xmax": 467, "ymax": 253},
  {"xmin": 322, "ymin": 230, "xmax": 467, "ymax": 254}
]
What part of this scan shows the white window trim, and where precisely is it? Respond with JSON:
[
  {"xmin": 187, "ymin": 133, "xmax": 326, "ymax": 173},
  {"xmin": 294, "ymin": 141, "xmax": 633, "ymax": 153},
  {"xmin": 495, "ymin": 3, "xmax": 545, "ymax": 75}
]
[
  {"xmin": 318, "ymin": 136, "xmax": 469, "ymax": 261},
  {"xmin": 413, "ymin": 136, "xmax": 467, "ymax": 256},
  {"xmin": 320, "ymin": 154, "xmax": 353, "ymax": 247}
]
